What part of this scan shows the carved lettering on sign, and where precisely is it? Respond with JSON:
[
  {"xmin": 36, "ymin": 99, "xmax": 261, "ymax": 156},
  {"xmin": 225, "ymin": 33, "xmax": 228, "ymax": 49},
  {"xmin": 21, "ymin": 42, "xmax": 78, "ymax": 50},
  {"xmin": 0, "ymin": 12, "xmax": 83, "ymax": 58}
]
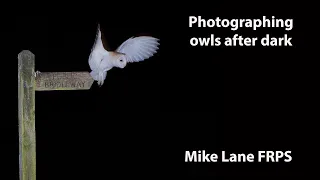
[{"xmin": 35, "ymin": 72, "xmax": 94, "ymax": 91}]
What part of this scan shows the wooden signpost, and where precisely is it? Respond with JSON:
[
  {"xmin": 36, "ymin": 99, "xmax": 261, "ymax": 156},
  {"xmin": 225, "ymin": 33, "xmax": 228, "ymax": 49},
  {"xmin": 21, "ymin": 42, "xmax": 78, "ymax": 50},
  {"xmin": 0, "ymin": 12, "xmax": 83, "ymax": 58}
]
[{"xmin": 18, "ymin": 50, "xmax": 94, "ymax": 180}]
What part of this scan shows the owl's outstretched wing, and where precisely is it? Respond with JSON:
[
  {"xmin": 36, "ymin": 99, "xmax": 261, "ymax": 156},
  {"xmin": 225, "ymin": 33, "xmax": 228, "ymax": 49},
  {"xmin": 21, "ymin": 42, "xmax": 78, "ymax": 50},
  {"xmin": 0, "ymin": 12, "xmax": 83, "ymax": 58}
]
[
  {"xmin": 115, "ymin": 36, "xmax": 160, "ymax": 63},
  {"xmin": 89, "ymin": 23, "xmax": 108, "ymax": 71},
  {"xmin": 90, "ymin": 23, "xmax": 104, "ymax": 53}
]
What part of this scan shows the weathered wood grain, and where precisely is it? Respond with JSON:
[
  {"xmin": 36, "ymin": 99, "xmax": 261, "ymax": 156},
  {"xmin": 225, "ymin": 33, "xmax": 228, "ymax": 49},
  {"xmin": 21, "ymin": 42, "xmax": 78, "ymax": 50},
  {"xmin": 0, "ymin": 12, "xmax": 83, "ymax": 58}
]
[
  {"xmin": 35, "ymin": 72, "xmax": 94, "ymax": 91},
  {"xmin": 18, "ymin": 50, "xmax": 36, "ymax": 180}
]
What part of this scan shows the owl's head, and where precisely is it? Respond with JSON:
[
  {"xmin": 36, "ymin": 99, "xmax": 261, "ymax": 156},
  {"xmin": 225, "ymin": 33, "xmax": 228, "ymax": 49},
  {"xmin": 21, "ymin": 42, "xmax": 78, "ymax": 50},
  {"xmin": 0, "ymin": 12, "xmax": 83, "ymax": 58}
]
[{"xmin": 113, "ymin": 54, "xmax": 127, "ymax": 69}]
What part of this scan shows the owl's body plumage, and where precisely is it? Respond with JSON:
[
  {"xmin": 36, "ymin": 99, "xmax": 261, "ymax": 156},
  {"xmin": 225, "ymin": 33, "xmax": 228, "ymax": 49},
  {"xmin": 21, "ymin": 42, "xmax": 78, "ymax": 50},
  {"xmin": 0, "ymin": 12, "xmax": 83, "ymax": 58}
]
[{"xmin": 88, "ymin": 24, "xmax": 160, "ymax": 86}]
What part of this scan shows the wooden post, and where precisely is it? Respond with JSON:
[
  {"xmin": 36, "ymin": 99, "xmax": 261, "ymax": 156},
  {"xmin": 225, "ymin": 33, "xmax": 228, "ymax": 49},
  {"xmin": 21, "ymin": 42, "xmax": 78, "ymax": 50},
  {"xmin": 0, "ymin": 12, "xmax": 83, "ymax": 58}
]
[
  {"xmin": 18, "ymin": 50, "xmax": 94, "ymax": 180},
  {"xmin": 18, "ymin": 50, "xmax": 36, "ymax": 180}
]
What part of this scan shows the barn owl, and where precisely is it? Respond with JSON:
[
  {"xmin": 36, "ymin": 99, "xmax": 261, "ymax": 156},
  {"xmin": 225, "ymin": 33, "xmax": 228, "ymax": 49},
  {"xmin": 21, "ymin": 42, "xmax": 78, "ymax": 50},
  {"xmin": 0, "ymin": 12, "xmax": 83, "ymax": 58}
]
[{"xmin": 88, "ymin": 24, "xmax": 160, "ymax": 86}]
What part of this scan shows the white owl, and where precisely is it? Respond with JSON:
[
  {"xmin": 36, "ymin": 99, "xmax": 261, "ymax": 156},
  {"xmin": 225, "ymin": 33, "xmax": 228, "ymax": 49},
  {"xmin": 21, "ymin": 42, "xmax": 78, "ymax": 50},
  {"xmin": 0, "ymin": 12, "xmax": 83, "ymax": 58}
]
[{"xmin": 88, "ymin": 24, "xmax": 160, "ymax": 86}]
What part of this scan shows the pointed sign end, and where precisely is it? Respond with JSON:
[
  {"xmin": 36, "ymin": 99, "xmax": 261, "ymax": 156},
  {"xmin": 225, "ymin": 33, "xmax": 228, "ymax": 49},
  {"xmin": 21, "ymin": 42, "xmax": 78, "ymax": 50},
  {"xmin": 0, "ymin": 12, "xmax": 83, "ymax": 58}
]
[{"xmin": 87, "ymin": 77, "xmax": 95, "ymax": 89}]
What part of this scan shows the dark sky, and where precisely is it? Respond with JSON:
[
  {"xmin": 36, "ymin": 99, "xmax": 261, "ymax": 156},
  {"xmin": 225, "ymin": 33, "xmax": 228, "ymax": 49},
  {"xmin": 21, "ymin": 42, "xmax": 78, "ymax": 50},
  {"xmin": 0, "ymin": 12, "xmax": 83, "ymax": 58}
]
[{"xmin": 13, "ymin": 4, "xmax": 306, "ymax": 178}]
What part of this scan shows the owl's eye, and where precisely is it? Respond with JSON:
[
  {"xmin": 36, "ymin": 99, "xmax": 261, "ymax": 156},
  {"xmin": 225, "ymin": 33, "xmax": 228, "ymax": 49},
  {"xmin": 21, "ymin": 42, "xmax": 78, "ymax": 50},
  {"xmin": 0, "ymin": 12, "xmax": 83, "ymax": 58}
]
[{"xmin": 119, "ymin": 59, "xmax": 123, "ymax": 62}]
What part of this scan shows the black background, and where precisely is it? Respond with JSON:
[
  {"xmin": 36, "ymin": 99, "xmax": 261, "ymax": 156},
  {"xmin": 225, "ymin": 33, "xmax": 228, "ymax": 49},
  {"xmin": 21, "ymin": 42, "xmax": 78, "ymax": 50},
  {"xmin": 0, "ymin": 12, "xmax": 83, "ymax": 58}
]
[{"xmin": 11, "ymin": 3, "xmax": 308, "ymax": 179}]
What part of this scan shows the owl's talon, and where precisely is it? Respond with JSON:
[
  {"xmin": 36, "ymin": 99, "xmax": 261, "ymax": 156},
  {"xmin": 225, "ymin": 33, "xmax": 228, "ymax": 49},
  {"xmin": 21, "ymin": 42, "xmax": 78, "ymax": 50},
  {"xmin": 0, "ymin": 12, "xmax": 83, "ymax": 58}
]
[{"xmin": 34, "ymin": 71, "xmax": 41, "ymax": 77}]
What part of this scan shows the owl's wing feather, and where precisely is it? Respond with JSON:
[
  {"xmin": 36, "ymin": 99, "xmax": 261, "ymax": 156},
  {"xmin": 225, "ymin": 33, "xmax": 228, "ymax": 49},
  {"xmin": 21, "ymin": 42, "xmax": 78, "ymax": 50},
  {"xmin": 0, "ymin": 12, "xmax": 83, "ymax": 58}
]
[
  {"xmin": 116, "ymin": 36, "xmax": 160, "ymax": 63},
  {"xmin": 91, "ymin": 23, "xmax": 103, "ymax": 52}
]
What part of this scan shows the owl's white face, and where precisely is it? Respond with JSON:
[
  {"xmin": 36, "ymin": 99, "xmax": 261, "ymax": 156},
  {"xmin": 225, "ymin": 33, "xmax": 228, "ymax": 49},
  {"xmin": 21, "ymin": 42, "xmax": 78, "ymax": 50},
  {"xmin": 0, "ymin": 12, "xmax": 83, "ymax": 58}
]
[{"xmin": 114, "ymin": 55, "xmax": 127, "ymax": 68}]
